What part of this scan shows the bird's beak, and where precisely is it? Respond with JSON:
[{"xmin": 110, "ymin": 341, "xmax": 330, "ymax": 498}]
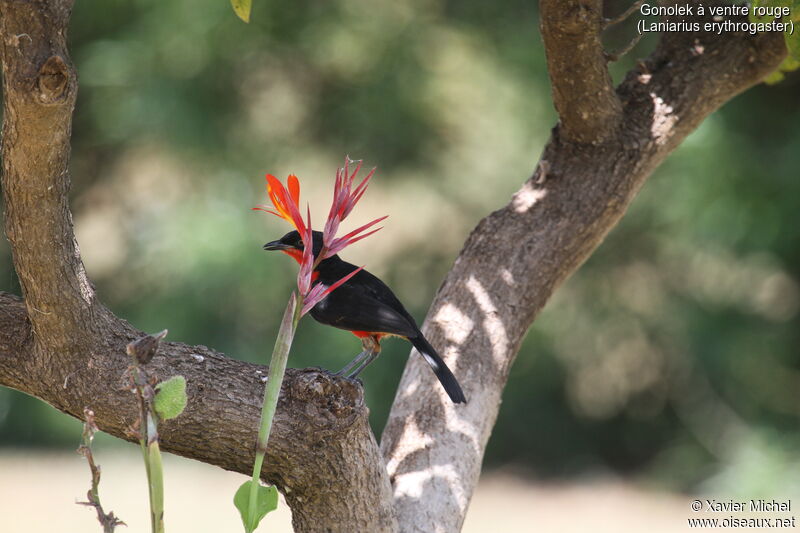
[{"xmin": 263, "ymin": 240, "xmax": 290, "ymax": 251}]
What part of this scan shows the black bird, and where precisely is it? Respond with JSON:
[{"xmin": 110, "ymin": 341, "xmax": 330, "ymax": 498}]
[{"xmin": 263, "ymin": 230, "xmax": 466, "ymax": 404}]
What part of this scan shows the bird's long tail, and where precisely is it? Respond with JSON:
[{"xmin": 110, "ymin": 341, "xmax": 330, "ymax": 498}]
[{"xmin": 410, "ymin": 334, "xmax": 467, "ymax": 404}]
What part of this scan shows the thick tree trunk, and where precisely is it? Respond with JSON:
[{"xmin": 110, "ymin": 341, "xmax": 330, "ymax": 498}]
[
  {"xmin": 380, "ymin": 2, "xmax": 786, "ymax": 530},
  {"xmin": 0, "ymin": 0, "xmax": 788, "ymax": 532}
]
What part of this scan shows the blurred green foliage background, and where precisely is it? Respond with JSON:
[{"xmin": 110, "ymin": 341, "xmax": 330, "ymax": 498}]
[{"xmin": 1, "ymin": 0, "xmax": 798, "ymax": 499}]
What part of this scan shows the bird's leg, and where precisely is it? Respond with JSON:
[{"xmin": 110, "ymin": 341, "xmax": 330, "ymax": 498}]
[
  {"xmin": 335, "ymin": 349, "xmax": 370, "ymax": 376},
  {"xmin": 346, "ymin": 351, "xmax": 379, "ymax": 379},
  {"xmin": 346, "ymin": 336, "xmax": 382, "ymax": 379}
]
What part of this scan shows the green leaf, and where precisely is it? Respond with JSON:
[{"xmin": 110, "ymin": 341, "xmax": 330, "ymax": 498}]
[
  {"xmin": 234, "ymin": 481, "xmax": 278, "ymax": 532},
  {"xmin": 154, "ymin": 376, "xmax": 187, "ymax": 421},
  {"xmin": 764, "ymin": 70, "xmax": 786, "ymax": 85},
  {"xmin": 786, "ymin": 3, "xmax": 800, "ymax": 60},
  {"xmin": 230, "ymin": 0, "xmax": 252, "ymax": 23},
  {"xmin": 755, "ymin": 1, "xmax": 800, "ymax": 80},
  {"xmin": 764, "ymin": 56, "xmax": 800, "ymax": 84},
  {"xmin": 750, "ymin": 0, "xmax": 764, "ymax": 23},
  {"xmin": 787, "ymin": 33, "xmax": 800, "ymax": 61}
]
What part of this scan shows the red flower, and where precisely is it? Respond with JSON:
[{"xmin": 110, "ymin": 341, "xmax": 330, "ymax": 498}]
[
  {"xmin": 322, "ymin": 158, "xmax": 387, "ymax": 259},
  {"xmin": 254, "ymin": 174, "xmax": 315, "ymax": 302},
  {"xmin": 253, "ymin": 174, "xmax": 306, "ymax": 235},
  {"xmin": 297, "ymin": 207, "xmax": 315, "ymax": 296},
  {"xmin": 300, "ymin": 266, "xmax": 363, "ymax": 316},
  {"xmin": 255, "ymin": 160, "xmax": 386, "ymax": 316}
]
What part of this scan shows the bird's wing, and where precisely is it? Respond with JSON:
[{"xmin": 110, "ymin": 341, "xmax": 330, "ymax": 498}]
[
  {"xmin": 350, "ymin": 269, "xmax": 420, "ymax": 325},
  {"xmin": 311, "ymin": 280, "xmax": 418, "ymax": 338}
]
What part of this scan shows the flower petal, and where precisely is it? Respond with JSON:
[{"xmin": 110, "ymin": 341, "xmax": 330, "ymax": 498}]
[
  {"xmin": 297, "ymin": 207, "xmax": 315, "ymax": 294},
  {"xmin": 300, "ymin": 266, "xmax": 364, "ymax": 316},
  {"xmin": 325, "ymin": 227, "xmax": 384, "ymax": 258},
  {"xmin": 342, "ymin": 167, "xmax": 375, "ymax": 220},
  {"xmin": 262, "ymin": 174, "xmax": 306, "ymax": 234},
  {"xmin": 321, "ymin": 158, "xmax": 382, "ymax": 256},
  {"xmin": 337, "ymin": 215, "xmax": 388, "ymax": 241},
  {"xmin": 287, "ymin": 174, "xmax": 300, "ymax": 206}
]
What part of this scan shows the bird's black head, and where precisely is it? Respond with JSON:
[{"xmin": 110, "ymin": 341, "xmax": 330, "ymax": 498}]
[{"xmin": 263, "ymin": 230, "xmax": 325, "ymax": 259}]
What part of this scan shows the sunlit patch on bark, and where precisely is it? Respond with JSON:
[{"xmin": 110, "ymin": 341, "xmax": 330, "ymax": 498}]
[
  {"xmin": 433, "ymin": 303, "xmax": 474, "ymax": 345},
  {"xmin": 650, "ymin": 92, "xmax": 678, "ymax": 145},
  {"xmin": 511, "ymin": 181, "xmax": 548, "ymax": 213}
]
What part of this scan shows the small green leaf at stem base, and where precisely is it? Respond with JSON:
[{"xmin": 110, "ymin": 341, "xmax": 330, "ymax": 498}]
[
  {"xmin": 230, "ymin": 0, "xmax": 252, "ymax": 23},
  {"xmin": 154, "ymin": 375, "xmax": 187, "ymax": 421},
  {"xmin": 234, "ymin": 481, "xmax": 278, "ymax": 532}
]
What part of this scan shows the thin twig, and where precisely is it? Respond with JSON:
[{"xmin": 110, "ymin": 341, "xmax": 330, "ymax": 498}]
[
  {"xmin": 77, "ymin": 408, "xmax": 126, "ymax": 533},
  {"xmin": 605, "ymin": 32, "xmax": 645, "ymax": 62},
  {"xmin": 603, "ymin": 0, "xmax": 644, "ymax": 29}
]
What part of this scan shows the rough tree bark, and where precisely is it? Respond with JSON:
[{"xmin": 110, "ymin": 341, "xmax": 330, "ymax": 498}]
[
  {"xmin": 0, "ymin": 1, "xmax": 788, "ymax": 532},
  {"xmin": 380, "ymin": 2, "xmax": 786, "ymax": 531}
]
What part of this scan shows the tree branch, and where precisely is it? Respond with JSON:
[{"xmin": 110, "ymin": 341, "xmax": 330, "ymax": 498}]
[
  {"xmin": 604, "ymin": 31, "xmax": 644, "ymax": 62},
  {"xmin": 603, "ymin": 0, "xmax": 644, "ymax": 29},
  {"xmin": 539, "ymin": 0, "xmax": 622, "ymax": 144},
  {"xmin": 381, "ymin": 12, "xmax": 786, "ymax": 533},
  {"xmin": 0, "ymin": 290, "xmax": 397, "ymax": 531},
  {"xmin": 0, "ymin": 0, "xmax": 110, "ymax": 347}
]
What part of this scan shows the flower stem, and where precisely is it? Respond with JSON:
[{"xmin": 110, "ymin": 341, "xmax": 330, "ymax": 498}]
[
  {"xmin": 246, "ymin": 292, "xmax": 300, "ymax": 532},
  {"xmin": 132, "ymin": 374, "xmax": 166, "ymax": 533},
  {"xmin": 127, "ymin": 332, "xmax": 168, "ymax": 533},
  {"xmin": 146, "ymin": 413, "xmax": 165, "ymax": 533}
]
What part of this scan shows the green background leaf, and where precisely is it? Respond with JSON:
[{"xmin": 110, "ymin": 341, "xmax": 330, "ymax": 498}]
[
  {"xmin": 785, "ymin": 34, "xmax": 800, "ymax": 61},
  {"xmin": 751, "ymin": 1, "xmax": 800, "ymax": 81},
  {"xmin": 154, "ymin": 375, "xmax": 187, "ymax": 421},
  {"xmin": 786, "ymin": 1, "xmax": 800, "ymax": 60},
  {"xmin": 765, "ymin": 56, "xmax": 800, "ymax": 84},
  {"xmin": 230, "ymin": 0, "xmax": 252, "ymax": 23},
  {"xmin": 787, "ymin": 3, "xmax": 800, "ymax": 60},
  {"xmin": 234, "ymin": 481, "xmax": 278, "ymax": 532}
]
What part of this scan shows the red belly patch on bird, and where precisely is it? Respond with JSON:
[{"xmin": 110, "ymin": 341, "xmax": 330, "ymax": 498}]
[
  {"xmin": 350, "ymin": 330, "xmax": 389, "ymax": 341},
  {"xmin": 350, "ymin": 331, "xmax": 408, "ymax": 341}
]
